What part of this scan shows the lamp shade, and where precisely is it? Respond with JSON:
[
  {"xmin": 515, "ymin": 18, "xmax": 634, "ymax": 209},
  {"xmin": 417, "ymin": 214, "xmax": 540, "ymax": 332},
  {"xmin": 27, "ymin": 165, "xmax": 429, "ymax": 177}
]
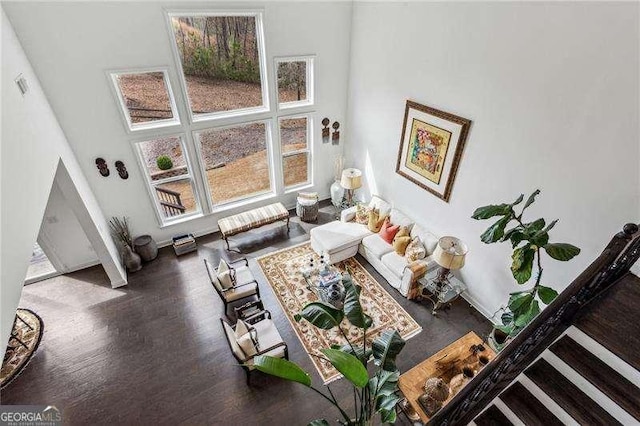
[
  {"xmin": 340, "ymin": 168, "xmax": 362, "ymax": 190},
  {"xmin": 433, "ymin": 236, "xmax": 468, "ymax": 270}
]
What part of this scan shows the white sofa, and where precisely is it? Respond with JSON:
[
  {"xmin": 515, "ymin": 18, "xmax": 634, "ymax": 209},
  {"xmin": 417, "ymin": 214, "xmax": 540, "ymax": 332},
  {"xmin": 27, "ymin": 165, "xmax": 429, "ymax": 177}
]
[{"xmin": 310, "ymin": 196, "xmax": 439, "ymax": 297}]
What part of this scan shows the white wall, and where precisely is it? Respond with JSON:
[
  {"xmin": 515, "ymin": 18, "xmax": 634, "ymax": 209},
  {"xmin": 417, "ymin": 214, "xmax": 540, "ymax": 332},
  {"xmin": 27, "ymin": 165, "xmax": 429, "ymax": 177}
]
[
  {"xmin": 1, "ymin": 9, "xmax": 126, "ymax": 348},
  {"xmin": 3, "ymin": 1, "xmax": 352, "ymax": 244},
  {"xmin": 39, "ymin": 182, "xmax": 99, "ymax": 273},
  {"xmin": 346, "ymin": 2, "xmax": 640, "ymax": 318}
]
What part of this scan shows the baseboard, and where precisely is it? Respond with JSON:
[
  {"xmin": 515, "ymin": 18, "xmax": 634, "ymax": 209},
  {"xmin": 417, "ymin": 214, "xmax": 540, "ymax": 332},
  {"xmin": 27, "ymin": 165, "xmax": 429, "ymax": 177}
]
[
  {"xmin": 461, "ymin": 292, "xmax": 499, "ymax": 325},
  {"xmin": 110, "ymin": 277, "xmax": 128, "ymax": 288},
  {"xmin": 64, "ymin": 259, "xmax": 101, "ymax": 274}
]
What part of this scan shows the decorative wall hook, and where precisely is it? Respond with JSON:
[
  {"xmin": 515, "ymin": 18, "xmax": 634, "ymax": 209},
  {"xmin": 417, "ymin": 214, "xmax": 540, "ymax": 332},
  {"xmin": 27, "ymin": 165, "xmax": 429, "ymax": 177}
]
[
  {"xmin": 332, "ymin": 121, "xmax": 340, "ymax": 145},
  {"xmin": 95, "ymin": 158, "xmax": 110, "ymax": 177},
  {"xmin": 322, "ymin": 118, "xmax": 330, "ymax": 143},
  {"xmin": 115, "ymin": 161, "xmax": 129, "ymax": 180}
]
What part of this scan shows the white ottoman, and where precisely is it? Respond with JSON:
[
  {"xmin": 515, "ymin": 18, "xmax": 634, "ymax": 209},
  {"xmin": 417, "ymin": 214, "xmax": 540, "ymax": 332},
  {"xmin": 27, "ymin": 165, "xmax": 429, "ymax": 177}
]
[{"xmin": 310, "ymin": 220, "xmax": 372, "ymax": 264}]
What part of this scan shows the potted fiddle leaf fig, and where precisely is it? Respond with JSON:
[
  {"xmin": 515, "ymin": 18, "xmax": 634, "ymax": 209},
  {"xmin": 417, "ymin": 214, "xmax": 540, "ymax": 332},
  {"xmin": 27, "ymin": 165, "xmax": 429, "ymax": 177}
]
[
  {"xmin": 253, "ymin": 273, "xmax": 405, "ymax": 426},
  {"xmin": 472, "ymin": 190, "xmax": 580, "ymax": 350}
]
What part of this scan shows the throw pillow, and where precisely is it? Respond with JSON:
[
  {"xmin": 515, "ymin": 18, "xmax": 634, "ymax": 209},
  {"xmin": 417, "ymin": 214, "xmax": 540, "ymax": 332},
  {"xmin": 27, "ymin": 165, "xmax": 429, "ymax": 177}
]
[
  {"xmin": 355, "ymin": 203, "xmax": 371, "ymax": 224},
  {"xmin": 237, "ymin": 329, "xmax": 259, "ymax": 357},
  {"xmin": 367, "ymin": 208, "xmax": 386, "ymax": 232},
  {"xmin": 379, "ymin": 218, "xmax": 400, "ymax": 243},
  {"xmin": 405, "ymin": 237, "xmax": 427, "ymax": 262},
  {"xmin": 392, "ymin": 226, "xmax": 411, "ymax": 255},
  {"xmin": 234, "ymin": 319, "xmax": 250, "ymax": 339},
  {"xmin": 218, "ymin": 270, "xmax": 234, "ymax": 290}
]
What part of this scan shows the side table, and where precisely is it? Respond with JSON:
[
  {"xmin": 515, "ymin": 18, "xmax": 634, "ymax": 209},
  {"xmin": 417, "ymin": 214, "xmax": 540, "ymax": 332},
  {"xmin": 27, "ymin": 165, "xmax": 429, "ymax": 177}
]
[{"xmin": 417, "ymin": 270, "xmax": 467, "ymax": 315}]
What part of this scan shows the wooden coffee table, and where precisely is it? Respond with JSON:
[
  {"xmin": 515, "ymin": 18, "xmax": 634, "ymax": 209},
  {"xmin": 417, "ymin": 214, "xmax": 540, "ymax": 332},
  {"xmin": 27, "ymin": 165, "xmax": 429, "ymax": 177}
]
[{"xmin": 398, "ymin": 331, "xmax": 495, "ymax": 423}]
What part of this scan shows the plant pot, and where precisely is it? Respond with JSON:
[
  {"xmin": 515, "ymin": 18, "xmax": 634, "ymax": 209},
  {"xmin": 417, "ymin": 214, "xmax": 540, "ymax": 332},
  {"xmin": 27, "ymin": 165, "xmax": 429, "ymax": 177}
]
[
  {"xmin": 487, "ymin": 328, "xmax": 510, "ymax": 352},
  {"xmin": 123, "ymin": 244, "xmax": 142, "ymax": 272},
  {"xmin": 330, "ymin": 179, "xmax": 344, "ymax": 207}
]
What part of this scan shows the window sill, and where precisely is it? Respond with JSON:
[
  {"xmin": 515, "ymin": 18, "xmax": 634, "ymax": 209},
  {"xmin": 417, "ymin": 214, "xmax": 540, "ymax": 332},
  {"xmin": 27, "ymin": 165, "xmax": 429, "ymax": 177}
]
[
  {"xmin": 284, "ymin": 183, "xmax": 313, "ymax": 195},
  {"xmin": 158, "ymin": 211, "xmax": 204, "ymax": 229},
  {"xmin": 209, "ymin": 191, "xmax": 276, "ymax": 214}
]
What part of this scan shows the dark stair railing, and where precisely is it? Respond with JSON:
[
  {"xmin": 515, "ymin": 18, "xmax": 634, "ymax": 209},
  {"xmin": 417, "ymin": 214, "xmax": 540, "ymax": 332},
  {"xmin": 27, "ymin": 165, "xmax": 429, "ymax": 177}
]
[
  {"xmin": 155, "ymin": 187, "xmax": 186, "ymax": 217},
  {"xmin": 429, "ymin": 223, "xmax": 640, "ymax": 426}
]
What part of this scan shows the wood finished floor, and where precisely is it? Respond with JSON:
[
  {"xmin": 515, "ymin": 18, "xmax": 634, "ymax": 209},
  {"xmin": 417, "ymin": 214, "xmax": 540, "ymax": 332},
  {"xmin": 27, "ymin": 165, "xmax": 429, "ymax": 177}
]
[{"xmin": 2, "ymin": 204, "xmax": 491, "ymax": 425}]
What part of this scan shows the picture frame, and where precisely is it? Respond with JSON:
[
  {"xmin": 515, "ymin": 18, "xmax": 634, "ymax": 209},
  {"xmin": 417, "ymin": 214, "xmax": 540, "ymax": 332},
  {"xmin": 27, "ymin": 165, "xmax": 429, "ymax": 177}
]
[{"xmin": 396, "ymin": 100, "xmax": 471, "ymax": 202}]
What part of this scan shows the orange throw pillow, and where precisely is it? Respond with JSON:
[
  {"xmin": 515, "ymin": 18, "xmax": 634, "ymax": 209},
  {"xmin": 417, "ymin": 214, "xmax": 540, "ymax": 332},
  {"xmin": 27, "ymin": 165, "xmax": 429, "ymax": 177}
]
[{"xmin": 379, "ymin": 218, "xmax": 400, "ymax": 244}]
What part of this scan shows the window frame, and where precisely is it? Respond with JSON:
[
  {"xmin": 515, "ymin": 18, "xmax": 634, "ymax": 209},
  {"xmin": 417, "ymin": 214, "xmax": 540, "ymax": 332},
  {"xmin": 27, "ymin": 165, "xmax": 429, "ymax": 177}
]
[
  {"xmin": 165, "ymin": 10, "xmax": 271, "ymax": 123},
  {"xmin": 108, "ymin": 68, "xmax": 181, "ymax": 133},
  {"xmin": 192, "ymin": 119, "xmax": 277, "ymax": 212},
  {"xmin": 275, "ymin": 55, "xmax": 315, "ymax": 111},
  {"xmin": 278, "ymin": 113, "xmax": 313, "ymax": 191},
  {"xmin": 132, "ymin": 134, "xmax": 203, "ymax": 226}
]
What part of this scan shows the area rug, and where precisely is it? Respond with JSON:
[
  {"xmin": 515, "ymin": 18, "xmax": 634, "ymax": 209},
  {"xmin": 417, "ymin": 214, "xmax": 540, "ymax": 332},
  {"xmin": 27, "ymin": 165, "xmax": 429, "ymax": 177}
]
[
  {"xmin": 1, "ymin": 308, "xmax": 44, "ymax": 389},
  {"xmin": 257, "ymin": 242, "xmax": 422, "ymax": 383}
]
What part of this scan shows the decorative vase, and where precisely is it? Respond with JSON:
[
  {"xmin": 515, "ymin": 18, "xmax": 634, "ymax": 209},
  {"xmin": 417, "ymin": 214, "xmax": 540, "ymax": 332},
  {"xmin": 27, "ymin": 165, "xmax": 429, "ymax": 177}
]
[
  {"xmin": 330, "ymin": 179, "xmax": 344, "ymax": 207},
  {"xmin": 123, "ymin": 244, "xmax": 142, "ymax": 272}
]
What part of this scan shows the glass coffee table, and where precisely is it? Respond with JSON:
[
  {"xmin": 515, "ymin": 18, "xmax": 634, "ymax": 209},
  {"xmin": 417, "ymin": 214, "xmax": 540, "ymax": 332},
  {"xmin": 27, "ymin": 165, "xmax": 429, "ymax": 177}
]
[{"xmin": 302, "ymin": 265, "xmax": 346, "ymax": 308}]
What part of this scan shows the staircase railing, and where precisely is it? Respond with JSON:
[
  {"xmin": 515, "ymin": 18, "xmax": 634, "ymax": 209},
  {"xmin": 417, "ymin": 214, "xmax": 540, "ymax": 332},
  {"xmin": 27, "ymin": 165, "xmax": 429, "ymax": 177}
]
[
  {"xmin": 155, "ymin": 187, "xmax": 186, "ymax": 217},
  {"xmin": 428, "ymin": 223, "xmax": 640, "ymax": 425}
]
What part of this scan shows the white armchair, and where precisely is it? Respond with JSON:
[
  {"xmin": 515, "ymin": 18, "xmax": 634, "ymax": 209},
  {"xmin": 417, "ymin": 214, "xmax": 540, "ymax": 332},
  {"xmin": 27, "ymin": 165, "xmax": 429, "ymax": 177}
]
[{"xmin": 204, "ymin": 257, "xmax": 260, "ymax": 315}]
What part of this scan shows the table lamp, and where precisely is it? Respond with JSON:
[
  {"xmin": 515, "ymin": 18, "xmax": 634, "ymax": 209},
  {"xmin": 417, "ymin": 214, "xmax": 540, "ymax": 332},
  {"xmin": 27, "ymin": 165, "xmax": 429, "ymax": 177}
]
[
  {"xmin": 340, "ymin": 168, "xmax": 362, "ymax": 206},
  {"xmin": 432, "ymin": 236, "xmax": 468, "ymax": 287}
]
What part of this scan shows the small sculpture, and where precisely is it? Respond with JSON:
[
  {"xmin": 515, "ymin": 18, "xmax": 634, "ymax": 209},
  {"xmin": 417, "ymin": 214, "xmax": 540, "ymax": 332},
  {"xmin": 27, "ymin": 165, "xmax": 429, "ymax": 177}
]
[
  {"xmin": 423, "ymin": 377, "xmax": 450, "ymax": 402},
  {"xmin": 418, "ymin": 393, "xmax": 443, "ymax": 416},
  {"xmin": 115, "ymin": 160, "xmax": 129, "ymax": 179},
  {"xmin": 95, "ymin": 158, "xmax": 109, "ymax": 177}
]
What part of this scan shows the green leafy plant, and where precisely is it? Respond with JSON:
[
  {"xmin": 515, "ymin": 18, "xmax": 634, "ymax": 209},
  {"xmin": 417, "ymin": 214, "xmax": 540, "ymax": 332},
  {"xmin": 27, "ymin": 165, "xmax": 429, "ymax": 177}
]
[
  {"xmin": 472, "ymin": 190, "xmax": 580, "ymax": 337},
  {"xmin": 156, "ymin": 155, "xmax": 173, "ymax": 171},
  {"xmin": 254, "ymin": 273, "xmax": 405, "ymax": 425}
]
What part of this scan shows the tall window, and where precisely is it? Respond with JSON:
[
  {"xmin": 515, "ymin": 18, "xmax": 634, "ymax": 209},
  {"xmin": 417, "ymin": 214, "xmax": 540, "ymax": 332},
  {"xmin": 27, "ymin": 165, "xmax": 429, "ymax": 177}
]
[
  {"xmin": 168, "ymin": 13, "xmax": 269, "ymax": 121},
  {"xmin": 279, "ymin": 115, "xmax": 311, "ymax": 188},
  {"xmin": 194, "ymin": 121, "xmax": 273, "ymax": 207},
  {"xmin": 134, "ymin": 136, "xmax": 200, "ymax": 222}
]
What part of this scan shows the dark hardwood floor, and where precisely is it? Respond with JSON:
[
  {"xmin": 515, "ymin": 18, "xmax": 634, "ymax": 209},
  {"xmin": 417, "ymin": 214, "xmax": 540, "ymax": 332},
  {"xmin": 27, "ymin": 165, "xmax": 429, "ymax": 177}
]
[{"xmin": 2, "ymin": 203, "xmax": 491, "ymax": 425}]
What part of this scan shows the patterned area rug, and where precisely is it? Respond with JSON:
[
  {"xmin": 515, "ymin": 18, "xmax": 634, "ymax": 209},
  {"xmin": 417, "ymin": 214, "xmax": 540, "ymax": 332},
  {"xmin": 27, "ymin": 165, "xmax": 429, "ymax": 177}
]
[
  {"xmin": 1, "ymin": 308, "xmax": 44, "ymax": 388},
  {"xmin": 257, "ymin": 242, "xmax": 422, "ymax": 383}
]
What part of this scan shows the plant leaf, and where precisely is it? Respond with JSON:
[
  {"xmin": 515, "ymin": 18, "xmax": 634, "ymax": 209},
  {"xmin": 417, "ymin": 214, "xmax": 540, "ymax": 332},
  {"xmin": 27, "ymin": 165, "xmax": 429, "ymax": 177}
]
[
  {"xmin": 480, "ymin": 214, "xmax": 513, "ymax": 243},
  {"xmin": 380, "ymin": 408, "xmax": 397, "ymax": 423},
  {"xmin": 338, "ymin": 343, "xmax": 372, "ymax": 364},
  {"xmin": 509, "ymin": 230, "xmax": 527, "ymax": 248},
  {"xmin": 376, "ymin": 393, "xmax": 401, "ymax": 412},
  {"xmin": 342, "ymin": 278, "xmax": 373, "ymax": 329},
  {"xmin": 253, "ymin": 355, "xmax": 312, "ymax": 387},
  {"xmin": 543, "ymin": 219, "xmax": 558, "ymax": 234},
  {"xmin": 308, "ymin": 420, "xmax": 329, "ymax": 426},
  {"xmin": 472, "ymin": 204, "xmax": 512, "ymax": 220},
  {"xmin": 508, "ymin": 293, "xmax": 533, "ymax": 314},
  {"xmin": 501, "ymin": 226, "xmax": 523, "ymax": 243},
  {"xmin": 524, "ymin": 218, "xmax": 546, "ymax": 235},
  {"xmin": 501, "ymin": 311, "xmax": 514, "ymax": 325},
  {"xmin": 372, "ymin": 330, "xmax": 406, "ymax": 371},
  {"xmin": 320, "ymin": 348, "xmax": 369, "ymax": 388},
  {"xmin": 544, "ymin": 243, "xmax": 581, "ymax": 261},
  {"xmin": 297, "ymin": 302, "xmax": 344, "ymax": 329},
  {"xmin": 529, "ymin": 231, "xmax": 549, "ymax": 248},
  {"xmin": 511, "ymin": 194, "xmax": 525, "ymax": 206},
  {"xmin": 495, "ymin": 324, "xmax": 514, "ymax": 334},
  {"xmin": 511, "ymin": 245, "xmax": 536, "ymax": 284},
  {"xmin": 514, "ymin": 300, "xmax": 540, "ymax": 328},
  {"xmin": 537, "ymin": 285, "xmax": 559, "ymax": 304},
  {"xmin": 523, "ymin": 189, "xmax": 541, "ymax": 210},
  {"xmin": 371, "ymin": 369, "xmax": 400, "ymax": 398}
]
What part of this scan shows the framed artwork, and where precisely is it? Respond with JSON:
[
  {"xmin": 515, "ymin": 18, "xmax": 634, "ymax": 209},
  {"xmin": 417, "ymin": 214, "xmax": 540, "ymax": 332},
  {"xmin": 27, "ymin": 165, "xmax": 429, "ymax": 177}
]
[{"xmin": 396, "ymin": 100, "xmax": 471, "ymax": 202}]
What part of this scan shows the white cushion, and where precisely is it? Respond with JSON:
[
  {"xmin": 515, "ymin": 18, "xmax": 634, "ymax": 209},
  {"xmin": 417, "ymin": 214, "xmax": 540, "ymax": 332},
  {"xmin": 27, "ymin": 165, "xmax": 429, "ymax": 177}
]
[
  {"xmin": 389, "ymin": 208, "xmax": 414, "ymax": 231},
  {"xmin": 218, "ymin": 270, "xmax": 234, "ymax": 289},
  {"xmin": 224, "ymin": 282, "xmax": 258, "ymax": 302},
  {"xmin": 206, "ymin": 261, "xmax": 223, "ymax": 291},
  {"xmin": 244, "ymin": 318, "xmax": 286, "ymax": 369},
  {"xmin": 234, "ymin": 266, "xmax": 255, "ymax": 286},
  {"xmin": 223, "ymin": 321, "xmax": 245, "ymax": 360},
  {"xmin": 218, "ymin": 259, "xmax": 230, "ymax": 274},
  {"xmin": 368, "ymin": 195, "xmax": 391, "ymax": 217},
  {"xmin": 311, "ymin": 221, "xmax": 371, "ymax": 254},
  {"xmin": 410, "ymin": 224, "xmax": 439, "ymax": 255},
  {"xmin": 361, "ymin": 234, "xmax": 394, "ymax": 259},
  {"xmin": 235, "ymin": 319, "xmax": 250, "ymax": 338},
  {"xmin": 237, "ymin": 331, "xmax": 258, "ymax": 357},
  {"xmin": 381, "ymin": 251, "xmax": 408, "ymax": 278}
]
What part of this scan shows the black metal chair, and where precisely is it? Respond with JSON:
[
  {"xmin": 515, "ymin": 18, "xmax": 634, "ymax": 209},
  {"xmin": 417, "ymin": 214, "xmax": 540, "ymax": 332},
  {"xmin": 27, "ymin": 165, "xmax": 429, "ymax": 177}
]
[
  {"xmin": 204, "ymin": 257, "xmax": 260, "ymax": 316},
  {"xmin": 220, "ymin": 310, "xmax": 289, "ymax": 385}
]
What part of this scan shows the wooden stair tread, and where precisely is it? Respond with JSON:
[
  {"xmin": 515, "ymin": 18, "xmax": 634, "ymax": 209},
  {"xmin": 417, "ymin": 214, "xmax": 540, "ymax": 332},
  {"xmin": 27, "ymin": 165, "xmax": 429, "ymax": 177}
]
[
  {"xmin": 550, "ymin": 335, "xmax": 640, "ymax": 421},
  {"xmin": 500, "ymin": 381, "xmax": 563, "ymax": 426},
  {"xmin": 474, "ymin": 405, "xmax": 513, "ymax": 426},
  {"xmin": 575, "ymin": 273, "xmax": 640, "ymax": 370},
  {"xmin": 525, "ymin": 359, "xmax": 621, "ymax": 426}
]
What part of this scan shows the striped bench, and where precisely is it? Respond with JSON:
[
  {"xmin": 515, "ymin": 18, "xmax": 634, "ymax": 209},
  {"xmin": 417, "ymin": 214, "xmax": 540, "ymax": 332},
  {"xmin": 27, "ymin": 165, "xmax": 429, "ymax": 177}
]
[{"xmin": 218, "ymin": 202, "xmax": 290, "ymax": 251}]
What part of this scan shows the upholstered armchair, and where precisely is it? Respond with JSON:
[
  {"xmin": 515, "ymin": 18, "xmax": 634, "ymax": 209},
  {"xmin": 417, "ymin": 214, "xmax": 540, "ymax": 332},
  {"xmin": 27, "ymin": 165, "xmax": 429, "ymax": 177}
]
[
  {"xmin": 204, "ymin": 257, "xmax": 260, "ymax": 315},
  {"xmin": 220, "ymin": 310, "xmax": 289, "ymax": 385}
]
